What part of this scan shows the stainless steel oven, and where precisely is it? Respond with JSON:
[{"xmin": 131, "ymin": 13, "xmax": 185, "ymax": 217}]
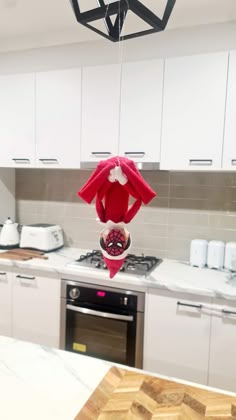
[{"xmin": 60, "ymin": 280, "xmax": 145, "ymax": 368}]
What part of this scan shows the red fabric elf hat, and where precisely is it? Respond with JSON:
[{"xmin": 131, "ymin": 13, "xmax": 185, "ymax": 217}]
[{"xmin": 103, "ymin": 257, "xmax": 125, "ymax": 279}]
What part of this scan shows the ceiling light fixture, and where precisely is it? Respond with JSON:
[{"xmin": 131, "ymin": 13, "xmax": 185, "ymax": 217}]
[{"xmin": 69, "ymin": 0, "xmax": 176, "ymax": 42}]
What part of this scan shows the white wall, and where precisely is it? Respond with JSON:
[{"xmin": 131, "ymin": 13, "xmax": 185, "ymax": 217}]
[{"xmin": 0, "ymin": 22, "xmax": 236, "ymax": 74}]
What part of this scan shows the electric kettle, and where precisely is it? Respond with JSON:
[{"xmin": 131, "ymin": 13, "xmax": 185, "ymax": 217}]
[{"xmin": 0, "ymin": 217, "xmax": 20, "ymax": 248}]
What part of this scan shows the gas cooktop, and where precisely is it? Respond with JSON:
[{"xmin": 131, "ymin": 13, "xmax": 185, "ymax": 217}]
[{"xmin": 67, "ymin": 250, "xmax": 162, "ymax": 276}]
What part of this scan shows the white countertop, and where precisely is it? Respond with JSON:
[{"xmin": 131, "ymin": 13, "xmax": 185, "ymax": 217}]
[
  {"xmin": 1, "ymin": 335, "xmax": 236, "ymax": 420},
  {"xmin": 0, "ymin": 335, "xmax": 110, "ymax": 420},
  {"xmin": 1, "ymin": 247, "xmax": 236, "ymax": 299}
]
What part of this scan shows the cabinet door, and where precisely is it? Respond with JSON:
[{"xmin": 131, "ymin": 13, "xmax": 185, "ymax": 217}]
[
  {"xmin": 160, "ymin": 52, "xmax": 228, "ymax": 170},
  {"xmin": 36, "ymin": 68, "xmax": 81, "ymax": 168},
  {"xmin": 120, "ymin": 60, "xmax": 164, "ymax": 163},
  {"xmin": 0, "ymin": 73, "xmax": 35, "ymax": 168},
  {"xmin": 208, "ymin": 298, "xmax": 236, "ymax": 392},
  {"xmin": 81, "ymin": 64, "xmax": 120, "ymax": 163},
  {"xmin": 0, "ymin": 271, "xmax": 11, "ymax": 337},
  {"xmin": 222, "ymin": 51, "xmax": 236, "ymax": 170},
  {"xmin": 12, "ymin": 273, "xmax": 60, "ymax": 348},
  {"xmin": 144, "ymin": 290, "xmax": 211, "ymax": 384}
]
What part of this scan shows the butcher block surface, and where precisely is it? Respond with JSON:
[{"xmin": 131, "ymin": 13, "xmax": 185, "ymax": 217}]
[{"xmin": 75, "ymin": 366, "xmax": 236, "ymax": 419}]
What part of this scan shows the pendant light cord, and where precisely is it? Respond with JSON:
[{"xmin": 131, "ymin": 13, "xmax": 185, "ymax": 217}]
[
  {"xmin": 117, "ymin": 0, "xmax": 129, "ymax": 164},
  {"xmin": 104, "ymin": 0, "xmax": 130, "ymax": 167}
]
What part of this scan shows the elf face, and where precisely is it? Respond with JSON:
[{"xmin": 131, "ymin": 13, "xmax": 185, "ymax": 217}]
[
  {"xmin": 105, "ymin": 229, "xmax": 126, "ymax": 257},
  {"xmin": 100, "ymin": 227, "xmax": 131, "ymax": 257}
]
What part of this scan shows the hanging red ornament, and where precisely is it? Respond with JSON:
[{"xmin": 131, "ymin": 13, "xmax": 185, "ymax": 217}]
[{"xmin": 78, "ymin": 156, "xmax": 156, "ymax": 278}]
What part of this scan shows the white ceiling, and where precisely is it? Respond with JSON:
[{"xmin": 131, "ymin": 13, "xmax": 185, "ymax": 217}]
[{"xmin": 0, "ymin": 0, "xmax": 236, "ymax": 50}]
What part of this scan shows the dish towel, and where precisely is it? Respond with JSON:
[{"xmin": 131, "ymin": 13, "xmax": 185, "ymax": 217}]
[{"xmin": 78, "ymin": 156, "xmax": 156, "ymax": 278}]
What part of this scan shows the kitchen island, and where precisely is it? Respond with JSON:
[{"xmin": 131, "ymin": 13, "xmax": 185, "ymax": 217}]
[
  {"xmin": 1, "ymin": 335, "xmax": 236, "ymax": 420},
  {"xmin": 0, "ymin": 335, "xmax": 110, "ymax": 420}
]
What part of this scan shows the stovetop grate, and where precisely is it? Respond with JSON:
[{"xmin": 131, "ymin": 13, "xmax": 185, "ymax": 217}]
[{"xmin": 69, "ymin": 250, "xmax": 162, "ymax": 276}]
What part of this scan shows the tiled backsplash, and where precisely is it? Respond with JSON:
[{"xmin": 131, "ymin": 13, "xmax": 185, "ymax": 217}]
[{"xmin": 16, "ymin": 169, "xmax": 236, "ymax": 261}]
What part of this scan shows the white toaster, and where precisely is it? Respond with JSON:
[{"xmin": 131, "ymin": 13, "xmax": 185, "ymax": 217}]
[{"xmin": 20, "ymin": 224, "xmax": 64, "ymax": 252}]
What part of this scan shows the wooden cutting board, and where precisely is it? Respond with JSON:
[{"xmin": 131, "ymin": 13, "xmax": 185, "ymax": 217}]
[
  {"xmin": 8, "ymin": 249, "xmax": 48, "ymax": 259},
  {"xmin": 75, "ymin": 366, "xmax": 236, "ymax": 419},
  {"xmin": 0, "ymin": 249, "xmax": 48, "ymax": 260}
]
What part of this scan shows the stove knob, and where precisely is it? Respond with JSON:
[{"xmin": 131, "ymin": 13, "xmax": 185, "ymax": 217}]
[
  {"xmin": 123, "ymin": 297, "xmax": 128, "ymax": 306},
  {"xmin": 103, "ymin": 264, "xmax": 108, "ymax": 270},
  {"xmin": 95, "ymin": 262, "xmax": 101, "ymax": 268},
  {"xmin": 69, "ymin": 287, "xmax": 80, "ymax": 299}
]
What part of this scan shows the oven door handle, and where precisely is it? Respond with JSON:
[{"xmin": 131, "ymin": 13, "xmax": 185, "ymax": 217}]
[{"xmin": 66, "ymin": 304, "xmax": 134, "ymax": 322}]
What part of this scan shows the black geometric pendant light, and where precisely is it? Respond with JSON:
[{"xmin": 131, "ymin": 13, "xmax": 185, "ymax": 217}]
[{"xmin": 69, "ymin": 0, "xmax": 176, "ymax": 42}]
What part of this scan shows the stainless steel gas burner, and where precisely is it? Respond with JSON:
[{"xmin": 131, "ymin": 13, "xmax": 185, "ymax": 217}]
[{"xmin": 67, "ymin": 250, "xmax": 162, "ymax": 276}]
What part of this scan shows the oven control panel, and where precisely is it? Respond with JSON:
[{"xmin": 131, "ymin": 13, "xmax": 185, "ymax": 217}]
[{"xmin": 66, "ymin": 284, "xmax": 138, "ymax": 311}]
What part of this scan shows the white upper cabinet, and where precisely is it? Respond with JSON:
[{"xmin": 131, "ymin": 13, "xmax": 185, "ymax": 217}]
[
  {"xmin": 119, "ymin": 60, "xmax": 164, "ymax": 163},
  {"xmin": 36, "ymin": 68, "xmax": 81, "ymax": 169},
  {"xmin": 160, "ymin": 52, "xmax": 228, "ymax": 170},
  {"xmin": 81, "ymin": 64, "xmax": 120, "ymax": 163},
  {"xmin": 0, "ymin": 73, "xmax": 35, "ymax": 168},
  {"xmin": 222, "ymin": 51, "xmax": 236, "ymax": 170}
]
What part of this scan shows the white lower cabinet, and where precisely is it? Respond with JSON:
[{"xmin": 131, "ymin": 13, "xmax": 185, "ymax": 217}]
[
  {"xmin": 208, "ymin": 298, "xmax": 236, "ymax": 392},
  {"xmin": 0, "ymin": 271, "xmax": 11, "ymax": 337},
  {"xmin": 144, "ymin": 290, "xmax": 212, "ymax": 385},
  {"xmin": 11, "ymin": 272, "xmax": 61, "ymax": 348}
]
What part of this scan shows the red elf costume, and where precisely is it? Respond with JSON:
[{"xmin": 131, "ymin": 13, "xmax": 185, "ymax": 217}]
[{"xmin": 78, "ymin": 156, "xmax": 156, "ymax": 278}]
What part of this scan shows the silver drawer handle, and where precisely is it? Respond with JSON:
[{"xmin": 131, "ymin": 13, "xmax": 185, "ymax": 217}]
[
  {"xmin": 66, "ymin": 304, "xmax": 134, "ymax": 322},
  {"xmin": 189, "ymin": 159, "xmax": 213, "ymax": 166},
  {"xmin": 39, "ymin": 159, "xmax": 58, "ymax": 164},
  {"xmin": 177, "ymin": 301, "xmax": 202, "ymax": 309},
  {"xmin": 0, "ymin": 272, "xmax": 6, "ymax": 275},
  {"xmin": 91, "ymin": 152, "xmax": 111, "ymax": 156},
  {"xmin": 222, "ymin": 309, "xmax": 236, "ymax": 316},
  {"xmin": 16, "ymin": 275, "xmax": 35, "ymax": 280},
  {"xmin": 231, "ymin": 160, "xmax": 236, "ymax": 166},
  {"xmin": 12, "ymin": 158, "xmax": 30, "ymax": 163},
  {"xmin": 124, "ymin": 152, "xmax": 145, "ymax": 157}
]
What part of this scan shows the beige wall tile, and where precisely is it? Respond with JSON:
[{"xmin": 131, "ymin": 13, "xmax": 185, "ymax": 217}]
[
  {"xmin": 168, "ymin": 225, "xmax": 209, "ymax": 240},
  {"xmin": 170, "ymin": 185, "xmax": 210, "ymax": 200},
  {"xmin": 141, "ymin": 170, "xmax": 170, "ymax": 185},
  {"xmin": 143, "ymin": 235, "xmax": 168, "ymax": 250},
  {"xmin": 167, "ymin": 239, "xmax": 190, "ymax": 261},
  {"xmin": 168, "ymin": 210, "xmax": 209, "ymax": 227},
  {"xmin": 148, "ymin": 197, "xmax": 169, "ymax": 208},
  {"xmin": 209, "ymin": 213, "xmax": 236, "ymax": 229},
  {"xmin": 15, "ymin": 169, "xmax": 236, "ymax": 262},
  {"xmin": 208, "ymin": 229, "xmax": 236, "ymax": 242},
  {"xmin": 133, "ymin": 208, "xmax": 169, "ymax": 224},
  {"xmin": 169, "ymin": 198, "xmax": 208, "ymax": 211},
  {"xmin": 65, "ymin": 203, "xmax": 96, "ymax": 219},
  {"xmin": 143, "ymin": 248, "xmax": 167, "ymax": 259}
]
